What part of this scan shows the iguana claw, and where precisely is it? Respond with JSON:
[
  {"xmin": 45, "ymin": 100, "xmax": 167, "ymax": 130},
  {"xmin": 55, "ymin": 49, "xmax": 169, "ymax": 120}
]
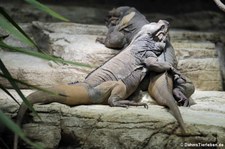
[
  {"xmin": 96, "ymin": 37, "xmax": 105, "ymax": 44},
  {"xmin": 143, "ymin": 103, "xmax": 149, "ymax": 109}
]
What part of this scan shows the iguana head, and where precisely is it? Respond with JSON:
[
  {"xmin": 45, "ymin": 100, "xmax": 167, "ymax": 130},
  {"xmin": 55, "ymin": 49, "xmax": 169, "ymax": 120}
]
[
  {"xmin": 130, "ymin": 20, "xmax": 169, "ymax": 54},
  {"xmin": 106, "ymin": 6, "xmax": 132, "ymax": 27},
  {"xmin": 138, "ymin": 20, "xmax": 169, "ymax": 42}
]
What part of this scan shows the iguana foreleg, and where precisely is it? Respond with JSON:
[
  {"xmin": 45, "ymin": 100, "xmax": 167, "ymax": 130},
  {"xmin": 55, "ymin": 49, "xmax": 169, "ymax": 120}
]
[{"xmin": 96, "ymin": 27, "xmax": 126, "ymax": 49}]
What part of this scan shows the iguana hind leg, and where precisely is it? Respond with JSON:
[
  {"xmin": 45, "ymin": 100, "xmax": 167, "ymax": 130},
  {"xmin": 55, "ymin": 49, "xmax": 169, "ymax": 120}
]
[{"xmin": 96, "ymin": 80, "xmax": 148, "ymax": 108}]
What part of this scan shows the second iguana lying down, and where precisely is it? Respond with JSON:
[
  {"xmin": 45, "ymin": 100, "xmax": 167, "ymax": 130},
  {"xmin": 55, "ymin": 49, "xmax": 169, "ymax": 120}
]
[{"xmin": 14, "ymin": 20, "xmax": 181, "ymax": 148}]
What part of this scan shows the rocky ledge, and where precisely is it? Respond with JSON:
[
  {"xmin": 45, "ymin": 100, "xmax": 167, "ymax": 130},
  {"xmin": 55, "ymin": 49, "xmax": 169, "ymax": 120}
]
[
  {"xmin": 0, "ymin": 90, "xmax": 225, "ymax": 149},
  {"xmin": 0, "ymin": 22, "xmax": 225, "ymax": 148}
]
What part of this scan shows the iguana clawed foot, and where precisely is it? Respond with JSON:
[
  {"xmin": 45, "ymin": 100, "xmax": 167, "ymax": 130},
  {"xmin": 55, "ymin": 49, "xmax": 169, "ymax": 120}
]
[
  {"xmin": 172, "ymin": 74, "xmax": 191, "ymax": 107},
  {"xmin": 96, "ymin": 37, "xmax": 105, "ymax": 44},
  {"xmin": 173, "ymin": 88, "xmax": 190, "ymax": 107},
  {"xmin": 109, "ymin": 98, "xmax": 148, "ymax": 109}
]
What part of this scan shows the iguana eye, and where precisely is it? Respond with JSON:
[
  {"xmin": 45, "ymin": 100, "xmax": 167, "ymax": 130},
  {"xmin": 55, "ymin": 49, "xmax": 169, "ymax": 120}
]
[
  {"xmin": 160, "ymin": 25, "xmax": 165, "ymax": 30},
  {"xmin": 147, "ymin": 33, "xmax": 152, "ymax": 37}
]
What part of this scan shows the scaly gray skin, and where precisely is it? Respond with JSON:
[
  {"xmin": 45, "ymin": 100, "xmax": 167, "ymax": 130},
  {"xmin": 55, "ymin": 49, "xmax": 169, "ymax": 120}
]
[{"xmin": 14, "ymin": 20, "xmax": 172, "ymax": 149}]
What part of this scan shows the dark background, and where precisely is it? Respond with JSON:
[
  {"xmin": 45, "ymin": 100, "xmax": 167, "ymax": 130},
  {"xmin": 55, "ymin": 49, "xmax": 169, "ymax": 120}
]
[
  {"xmin": 1, "ymin": 0, "xmax": 225, "ymax": 31},
  {"xmin": 38, "ymin": 0, "xmax": 224, "ymax": 14}
]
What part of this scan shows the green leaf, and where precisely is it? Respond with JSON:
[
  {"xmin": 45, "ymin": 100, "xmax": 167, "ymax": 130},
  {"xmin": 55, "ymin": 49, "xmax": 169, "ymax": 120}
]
[
  {"xmin": 0, "ymin": 7, "xmax": 38, "ymax": 48},
  {"xmin": 0, "ymin": 41, "xmax": 93, "ymax": 68},
  {"xmin": 0, "ymin": 83, "xmax": 20, "ymax": 105},
  {"xmin": 0, "ymin": 59, "xmax": 40, "ymax": 120},
  {"xmin": 0, "ymin": 110, "xmax": 44, "ymax": 149},
  {"xmin": 24, "ymin": 0, "xmax": 69, "ymax": 22}
]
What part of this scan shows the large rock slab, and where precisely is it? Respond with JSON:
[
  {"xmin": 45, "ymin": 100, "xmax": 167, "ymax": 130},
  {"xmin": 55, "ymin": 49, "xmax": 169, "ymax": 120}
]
[
  {"xmin": 170, "ymin": 32, "xmax": 224, "ymax": 90},
  {"xmin": 1, "ymin": 22, "xmax": 224, "ymax": 90},
  {"xmin": 0, "ymin": 90, "xmax": 225, "ymax": 149},
  {"xmin": 0, "ymin": 51, "xmax": 89, "ymax": 88}
]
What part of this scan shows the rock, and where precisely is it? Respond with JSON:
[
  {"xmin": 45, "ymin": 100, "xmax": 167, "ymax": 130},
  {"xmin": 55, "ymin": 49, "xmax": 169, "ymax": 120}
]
[
  {"xmin": 31, "ymin": 21, "xmax": 118, "ymax": 65},
  {"xmin": 178, "ymin": 58, "xmax": 222, "ymax": 90},
  {"xmin": 0, "ymin": 89, "xmax": 225, "ymax": 149},
  {"xmin": 170, "ymin": 32, "xmax": 223, "ymax": 90},
  {"xmin": 0, "ymin": 51, "xmax": 89, "ymax": 88}
]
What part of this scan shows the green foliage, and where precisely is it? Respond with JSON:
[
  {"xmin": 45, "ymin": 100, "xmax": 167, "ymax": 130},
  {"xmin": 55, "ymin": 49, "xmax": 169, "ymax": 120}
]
[
  {"xmin": 24, "ymin": 0, "xmax": 69, "ymax": 22},
  {"xmin": 0, "ymin": 0, "xmax": 74, "ymax": 148},
  {"xmin": 0, "ymin": 6, "xmax": 91, "ymax": 68},
  {"xmin": 0, "ymin": 83, "xmax": 20, "ymax": 105},
  {"xmin": 0, "ymin": 110, "xmax": 44, "ymax": 149},
  {"xmin": 0, "ymin": 59, "xmax": 40, "ymax": 119},
  {"xmin": 0, "ymin": 7, "xmax": 37, "ymax": 47},
  {"xmin": 0, "ymin": 41, "xmax": 92, "ymax": 68}
]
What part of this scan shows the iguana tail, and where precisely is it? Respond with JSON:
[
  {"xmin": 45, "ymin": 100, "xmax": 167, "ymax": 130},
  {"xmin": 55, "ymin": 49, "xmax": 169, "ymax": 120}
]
[
  {"xmin": 148, "ymin": 72, "xmax": 186, "ymax": 133},
  {"xmin": 13, "ymin": 84, "xmax": 92, "ymax": 149}
]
